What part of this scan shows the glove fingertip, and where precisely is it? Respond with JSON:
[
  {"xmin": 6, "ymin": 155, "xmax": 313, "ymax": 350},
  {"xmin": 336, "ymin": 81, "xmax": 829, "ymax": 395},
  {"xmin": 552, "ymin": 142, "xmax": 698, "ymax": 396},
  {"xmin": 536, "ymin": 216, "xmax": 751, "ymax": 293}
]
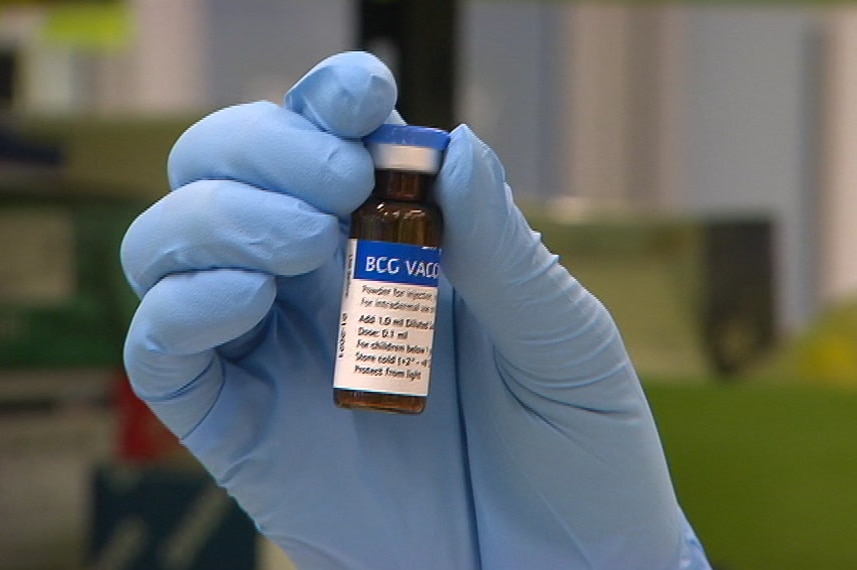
[
  {"xmin": 285, "ymin": 51, "xmax": 397, "ymax": 138},
  {"xmin": 119, "ymin": 214, "xmax": 150, "ymax": 299},
  {"xmin": 436, "ymin": 124, "xmax": 508, "ymax": 221}
]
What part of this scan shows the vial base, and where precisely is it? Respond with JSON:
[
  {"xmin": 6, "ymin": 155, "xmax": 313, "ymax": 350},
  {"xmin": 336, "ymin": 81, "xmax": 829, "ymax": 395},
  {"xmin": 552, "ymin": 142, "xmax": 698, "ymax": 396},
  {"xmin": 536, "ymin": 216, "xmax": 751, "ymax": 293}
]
[{"xmin": 334, "ymin": 389, "xmax": 426, "ymax": 414}]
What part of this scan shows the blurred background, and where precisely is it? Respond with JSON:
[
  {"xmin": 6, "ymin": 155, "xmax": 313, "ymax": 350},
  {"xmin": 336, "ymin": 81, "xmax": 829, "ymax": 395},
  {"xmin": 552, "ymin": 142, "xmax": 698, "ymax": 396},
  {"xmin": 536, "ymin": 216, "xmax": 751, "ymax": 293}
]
[{"xmin": 0, "ymin": 0, "xmax": 855, "ymax": 569}]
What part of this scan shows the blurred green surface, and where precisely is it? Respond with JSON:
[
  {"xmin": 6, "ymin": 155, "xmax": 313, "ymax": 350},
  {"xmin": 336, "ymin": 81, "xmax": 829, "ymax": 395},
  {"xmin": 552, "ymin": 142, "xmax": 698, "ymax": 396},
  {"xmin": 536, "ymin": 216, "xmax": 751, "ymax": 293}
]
[
  {"xmin": 0, "ymin": 116, "xmax": 194, "ymax": 368},
  {"xmin": 647, "ymin": 382, "xmax": 857, "ymax": 570},
  {"xmin": 0, "ymin": 193, "xmax": 144, "ymax": 368}
]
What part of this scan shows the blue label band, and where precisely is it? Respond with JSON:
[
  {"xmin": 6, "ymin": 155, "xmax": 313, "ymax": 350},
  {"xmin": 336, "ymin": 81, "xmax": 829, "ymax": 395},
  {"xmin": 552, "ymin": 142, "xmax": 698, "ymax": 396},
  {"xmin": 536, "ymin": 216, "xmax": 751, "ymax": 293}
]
[
  {"xmin": 353, "ymin": 240, "xmax": 441, "ymax": 287},
  {"xmin": 364, "ymin": 124, "xmax": 450, "ymax": 150}
]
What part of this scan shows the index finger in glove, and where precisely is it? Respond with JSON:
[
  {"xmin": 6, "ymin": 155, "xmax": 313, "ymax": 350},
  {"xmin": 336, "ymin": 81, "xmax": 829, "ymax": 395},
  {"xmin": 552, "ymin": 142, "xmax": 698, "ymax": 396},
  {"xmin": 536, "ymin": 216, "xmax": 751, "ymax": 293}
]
[
  {"xmin": 167, "ymin": 102, "xmax": 375, "ymax": 219},
  {"xmin": 168, "ymin": 52, "xmax": 397, "ymax": 218}
]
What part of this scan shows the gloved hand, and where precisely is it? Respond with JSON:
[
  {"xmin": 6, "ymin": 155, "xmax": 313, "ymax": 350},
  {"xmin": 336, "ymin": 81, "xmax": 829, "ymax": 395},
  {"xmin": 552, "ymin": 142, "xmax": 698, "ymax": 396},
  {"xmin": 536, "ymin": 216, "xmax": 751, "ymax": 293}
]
[{"xmin": 121, "ymin": 51, "xmax": 710, "ymax": 569}]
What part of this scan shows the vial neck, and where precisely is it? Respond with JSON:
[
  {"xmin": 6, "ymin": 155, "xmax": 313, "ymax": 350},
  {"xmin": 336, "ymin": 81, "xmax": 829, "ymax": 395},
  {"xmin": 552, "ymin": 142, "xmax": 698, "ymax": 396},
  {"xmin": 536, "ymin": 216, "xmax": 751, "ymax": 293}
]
[{"xmin": 373, "ymin": 169, "xmax": 434, "ymax": 202}]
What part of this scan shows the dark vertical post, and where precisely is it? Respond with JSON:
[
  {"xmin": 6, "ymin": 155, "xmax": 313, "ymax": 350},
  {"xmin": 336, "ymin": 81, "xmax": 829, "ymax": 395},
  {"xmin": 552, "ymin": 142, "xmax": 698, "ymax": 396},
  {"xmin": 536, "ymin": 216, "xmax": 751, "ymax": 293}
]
[
  {"xmin": 0, "ymin": 48, "xmax": 17, "ymax": 110},
  {"xmin": 357, "ymin": 0, "xmax": 457, "ymax": 130}
]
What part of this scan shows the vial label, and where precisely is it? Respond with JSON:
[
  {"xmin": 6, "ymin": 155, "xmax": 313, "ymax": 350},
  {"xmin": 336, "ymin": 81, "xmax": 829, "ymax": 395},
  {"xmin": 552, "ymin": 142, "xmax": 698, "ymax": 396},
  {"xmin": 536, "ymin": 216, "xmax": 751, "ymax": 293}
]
[{"xmin": 334, "ymin": 239, "xmax": 440, "ymax": 397}]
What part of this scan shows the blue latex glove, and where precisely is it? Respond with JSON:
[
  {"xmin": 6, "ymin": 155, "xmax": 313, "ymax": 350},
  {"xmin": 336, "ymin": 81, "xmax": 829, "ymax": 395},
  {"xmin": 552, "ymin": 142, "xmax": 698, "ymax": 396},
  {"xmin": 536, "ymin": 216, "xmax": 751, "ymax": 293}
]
[{"xmin": 122, "ymin": 51, "xmax": 711, "ymax": 569}]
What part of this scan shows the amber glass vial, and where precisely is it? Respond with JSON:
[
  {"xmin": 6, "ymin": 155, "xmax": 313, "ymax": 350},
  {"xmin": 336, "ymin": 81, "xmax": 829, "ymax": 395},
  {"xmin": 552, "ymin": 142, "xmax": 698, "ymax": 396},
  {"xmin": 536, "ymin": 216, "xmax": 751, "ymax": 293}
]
[{"xmin": 333, "ymin": 125, "xmax": 450, "ymax": 414}]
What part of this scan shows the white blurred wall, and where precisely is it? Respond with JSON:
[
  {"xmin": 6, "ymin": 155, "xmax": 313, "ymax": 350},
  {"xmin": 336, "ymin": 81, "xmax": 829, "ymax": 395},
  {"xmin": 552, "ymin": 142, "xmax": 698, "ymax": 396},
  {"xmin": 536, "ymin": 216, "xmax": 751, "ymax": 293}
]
[
  {"xmin": 461, "ymin": 3, "xmax": 826, "ymax": 332},
  {"xmin": 679, "ymin": 6, "xmax": 822, "ymax": 331},
  {"xmin": 819, "ymin": 9, "xmax": 857, "ymax": 305}
]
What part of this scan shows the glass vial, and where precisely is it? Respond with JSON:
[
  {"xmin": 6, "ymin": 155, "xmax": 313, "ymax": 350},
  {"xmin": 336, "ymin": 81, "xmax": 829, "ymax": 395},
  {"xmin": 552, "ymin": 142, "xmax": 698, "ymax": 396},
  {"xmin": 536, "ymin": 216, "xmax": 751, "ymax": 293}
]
[{"xmin": 333, "ymin": 124, "xmax": 450, "ymax": 414}]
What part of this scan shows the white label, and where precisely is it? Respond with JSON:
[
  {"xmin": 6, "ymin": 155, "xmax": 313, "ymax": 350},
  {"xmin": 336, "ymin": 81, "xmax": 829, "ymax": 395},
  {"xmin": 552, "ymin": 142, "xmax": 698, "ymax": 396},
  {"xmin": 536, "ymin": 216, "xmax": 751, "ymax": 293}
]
[{"xmin": 333, "ymin": 239, "xmax": 440, "ymax": 397}]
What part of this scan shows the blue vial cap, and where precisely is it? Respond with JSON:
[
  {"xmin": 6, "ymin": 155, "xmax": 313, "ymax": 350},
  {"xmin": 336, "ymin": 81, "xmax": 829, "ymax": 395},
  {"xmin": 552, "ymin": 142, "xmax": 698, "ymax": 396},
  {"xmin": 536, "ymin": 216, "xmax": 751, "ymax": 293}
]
[{"xmin": 364, "ymin": 124, "xmax": 450, "ymax": 151}]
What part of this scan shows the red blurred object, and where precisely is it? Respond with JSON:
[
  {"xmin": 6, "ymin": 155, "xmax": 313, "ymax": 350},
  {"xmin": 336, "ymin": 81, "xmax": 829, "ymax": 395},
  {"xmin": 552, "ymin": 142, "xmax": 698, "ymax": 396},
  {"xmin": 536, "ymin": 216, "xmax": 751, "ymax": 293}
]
[{"xmin": 114, "ymin": 371, "xmax": 183, "ymax": 463}]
